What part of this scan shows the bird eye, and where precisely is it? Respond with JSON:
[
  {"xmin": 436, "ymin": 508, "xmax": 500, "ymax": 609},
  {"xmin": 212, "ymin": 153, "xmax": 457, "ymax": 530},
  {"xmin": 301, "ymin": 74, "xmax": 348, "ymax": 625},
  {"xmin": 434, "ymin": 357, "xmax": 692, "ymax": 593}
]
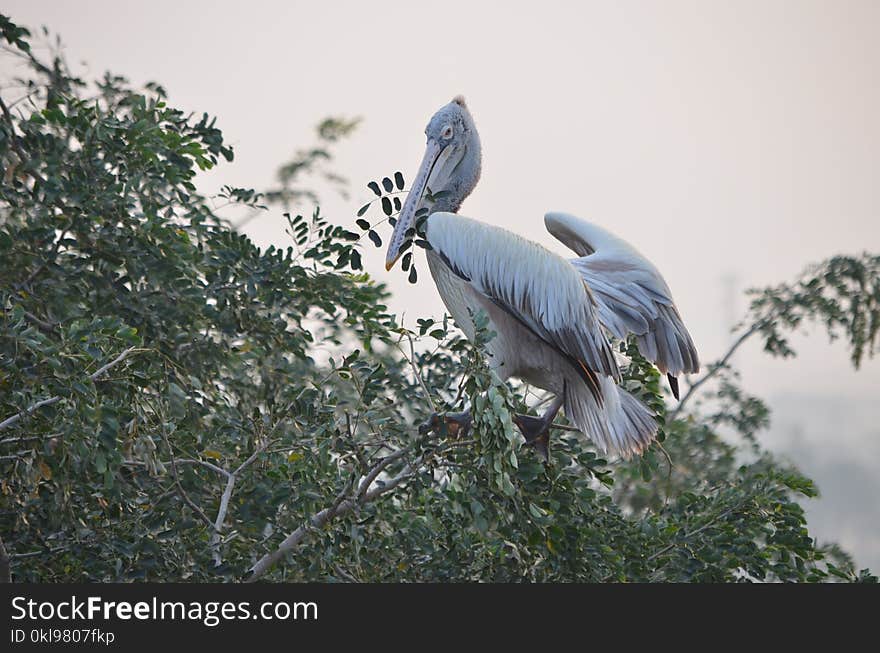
[{"xmin": 442, "ymin": 125, "xmax": 454, "ymax": 139}]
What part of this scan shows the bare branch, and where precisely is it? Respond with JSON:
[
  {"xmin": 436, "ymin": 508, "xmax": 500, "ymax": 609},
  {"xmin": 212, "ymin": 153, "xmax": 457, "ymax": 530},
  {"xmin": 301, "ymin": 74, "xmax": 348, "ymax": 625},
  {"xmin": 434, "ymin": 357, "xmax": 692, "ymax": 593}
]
[
  {"xmin": 159, "ymin": 428, "xmax": 214, "ymax": 531},
  {"xmin": 357, "ymin": 449, "xmax": 407, "ymax": 499},
  {"xmin": 0, "ymin": 450, "xmax": 34, "ymax": 462},
  {"xmin": 23, "ymin": 310, "xmax": 56, "ymax": 333},
  {"xmin": 210, "ymin": 444, "xmax": 269, "ymax": 566},
  {"xmin": 233, "ymin": 446, "xmax": 266, "ymax": 476},
  {"xmin": 170, "ymin": 458, "xmax": 231, "ymax": 478},
  {"xmin": 0, "ymin": 432, "xmax": 62, "ymax": 447},
  {"xmin": 0, "ymin": 397, "xmax": 63, "ymax": 432},
  {"xmin": 668, "ymin": 322, "xmax": 765, "ymax": 422},
  {"xmin": 400, "ymin": 331, "xmax": 437, "ymax": 412},
  {"xmin": 246, "ymin": 449, "xmax": 416, "ymax": 582},
  {"xmin": 646, "ymin": 508, "xmax": 734, "ymax": 563},
  {"xmin": 0, "ymin": 346, "xmax": 142, "ymax": 431},
  {"xmin": 127, "ymin": 443, "xmax": 270, "ymax": 566},
  {"xmin": 211, "ymin": 473, "xmax": 237, "ymax": 566}
]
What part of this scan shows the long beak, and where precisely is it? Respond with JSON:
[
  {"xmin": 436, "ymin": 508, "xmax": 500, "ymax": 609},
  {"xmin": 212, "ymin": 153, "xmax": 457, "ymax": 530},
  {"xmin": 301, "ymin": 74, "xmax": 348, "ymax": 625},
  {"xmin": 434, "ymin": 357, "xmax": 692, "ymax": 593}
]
[{"xmin": 385, "ymin": 138, "xmax": 444, "ymax": 270}]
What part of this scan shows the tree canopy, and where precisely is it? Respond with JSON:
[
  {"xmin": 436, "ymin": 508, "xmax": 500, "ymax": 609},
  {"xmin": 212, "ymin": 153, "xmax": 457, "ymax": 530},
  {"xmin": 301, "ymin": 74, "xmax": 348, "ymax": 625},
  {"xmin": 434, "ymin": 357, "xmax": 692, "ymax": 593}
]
[{"xmin": 0, "ymin": 16, "xmax": 877, "ymax": 583}]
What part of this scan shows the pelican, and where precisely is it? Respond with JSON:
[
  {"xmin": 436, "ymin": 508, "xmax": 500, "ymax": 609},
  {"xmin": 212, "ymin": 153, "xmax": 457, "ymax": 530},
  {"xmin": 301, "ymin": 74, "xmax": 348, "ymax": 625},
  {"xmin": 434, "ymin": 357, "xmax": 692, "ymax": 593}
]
[{"xmin": 386, "ymin": 96, "xmax": 699, "ymax": 459}]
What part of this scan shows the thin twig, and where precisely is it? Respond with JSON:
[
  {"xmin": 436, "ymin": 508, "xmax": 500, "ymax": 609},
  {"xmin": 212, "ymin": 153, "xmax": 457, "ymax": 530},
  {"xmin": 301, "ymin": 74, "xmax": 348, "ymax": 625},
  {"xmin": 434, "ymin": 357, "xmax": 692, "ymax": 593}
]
[
  {"xmin": 0, "ymin": 432, "xmax": 62, "ymax": 446},
  {"xmin": 646, "ymin": 508, "xmax": 733, "ymax": 562},
  {"xmin": 0, "ymin": 450, "xmax": 34, "ymax": 461},
  {"xmin": 169, "ymin": 458, "xmax": 230, "ymax": 478},
  {"xmin": 210, "ymin": 444, "xmax": 269, "ymax": 565},
  {"xmin": 356, "ymin": 450, "xmax": 407, "ymax": 499},
  {"xmin": 401, "ymin": 331, "xmax": 437, "ymax": 412},
  {"xmin": 233, "ymin": 446, "xmax": 267, "ymax": 476},
  {"xmin": 23, "ymin": 310, "xmax": 56, "ymax": 333},
  {"xmin": 655, "ymin": 441, "xmax": 675, "ymax": 508},
  {"xmin": 211, "ymin": 473, "xmax": 237, "ymax": 566},
  {"xmin": 246, "ymin": 449, "xmax": 417, "ymax": 582},
  {"xmin": 668, "ymin": 322, "xmax": 765, "ymax": 422},
  {"xmin": 159, "ymin": 427, "xmax": 214, "ymax": 531},
  {"xmin": 8, "ymin": 544, "xmax": 71, "ymax": 561},
  {"xmin": 332, "ymin": 565, "xmax": 360, "ymax": 583},
  {"xmin": 550, "ymin": 422, "xmax": 581, "ymax": 433},
  {"xmin": 0, "ymin": 347, "xmax": 142, "ymax": 431}
]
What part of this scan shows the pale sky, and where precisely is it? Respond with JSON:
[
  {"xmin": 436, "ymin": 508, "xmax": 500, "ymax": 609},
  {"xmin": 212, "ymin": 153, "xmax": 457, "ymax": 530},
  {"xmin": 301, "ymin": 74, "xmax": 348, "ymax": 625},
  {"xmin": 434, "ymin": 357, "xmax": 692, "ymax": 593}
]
[{"xmin": 4, "ymin": 0, "xmax": 879, "ymax": 568}]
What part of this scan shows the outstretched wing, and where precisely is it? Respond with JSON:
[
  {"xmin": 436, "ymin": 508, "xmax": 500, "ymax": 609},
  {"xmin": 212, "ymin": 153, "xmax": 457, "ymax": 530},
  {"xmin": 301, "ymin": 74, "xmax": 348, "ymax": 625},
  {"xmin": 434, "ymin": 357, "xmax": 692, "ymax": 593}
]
[
  {"xmin": 544, "ymin": 212, "xmax": 700, "ymax": 394},
  {"xmin": 426, "ymin": 212, "xmax": 620, "ymax": 393}
]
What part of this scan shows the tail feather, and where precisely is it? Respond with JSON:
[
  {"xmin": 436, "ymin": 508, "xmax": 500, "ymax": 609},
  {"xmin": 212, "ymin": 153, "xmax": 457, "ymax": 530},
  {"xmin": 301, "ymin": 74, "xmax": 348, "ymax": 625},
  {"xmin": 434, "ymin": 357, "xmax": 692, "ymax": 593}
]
[
  {"xmin": 564, "ymin": 376, "xmax": 658, "ymax": 458},
  {"xmin": 611, "ymin": 385, "xmax": 659, "ymax": 457},
  {"xmin": 667, "ymin": 373, "xmax": 680, "ymax": 401}
]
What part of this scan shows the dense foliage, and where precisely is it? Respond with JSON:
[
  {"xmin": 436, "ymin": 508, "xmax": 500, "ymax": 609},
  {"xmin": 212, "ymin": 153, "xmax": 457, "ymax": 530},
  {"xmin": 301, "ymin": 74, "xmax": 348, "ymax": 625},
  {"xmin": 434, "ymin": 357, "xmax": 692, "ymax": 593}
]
[{"xmin": 1, "ymin": 17, "xmax": 876, "ymax": 583}]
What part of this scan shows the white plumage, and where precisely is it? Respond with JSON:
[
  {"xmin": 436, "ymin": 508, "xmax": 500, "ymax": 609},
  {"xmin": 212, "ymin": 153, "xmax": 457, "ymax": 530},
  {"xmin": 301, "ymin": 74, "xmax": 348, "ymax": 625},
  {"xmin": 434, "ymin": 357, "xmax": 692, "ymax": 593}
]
[
  {"xmin": 386, "ymin": 98, "xmax": 699, "ymax": 458},
  {"xmin": 427, "ymin": 213, "xmax": 619, "ymax": 382},
  {"xmin": 546, "ymin": 212, "xmax": 699, "ymax": 378},
  {"xmin": 424, "ymin": 213, "xmax": 659, "ymax": 457}
]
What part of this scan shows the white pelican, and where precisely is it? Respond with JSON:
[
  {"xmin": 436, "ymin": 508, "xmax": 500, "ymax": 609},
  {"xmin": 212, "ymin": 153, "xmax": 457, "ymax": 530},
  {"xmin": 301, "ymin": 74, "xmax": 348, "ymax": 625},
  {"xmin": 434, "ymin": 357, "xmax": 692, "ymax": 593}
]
[{"xmin": 386, "ymin": 96, "xmax": 699, "ymax": 459}]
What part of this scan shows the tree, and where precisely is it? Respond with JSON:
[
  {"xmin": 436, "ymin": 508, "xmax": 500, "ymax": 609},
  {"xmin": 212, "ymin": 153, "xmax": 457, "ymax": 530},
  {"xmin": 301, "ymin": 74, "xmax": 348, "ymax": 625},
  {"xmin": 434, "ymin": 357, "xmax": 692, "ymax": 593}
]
[{"xmin": 0, "ymin": 16, "xmax": 876, "ymax": 583}]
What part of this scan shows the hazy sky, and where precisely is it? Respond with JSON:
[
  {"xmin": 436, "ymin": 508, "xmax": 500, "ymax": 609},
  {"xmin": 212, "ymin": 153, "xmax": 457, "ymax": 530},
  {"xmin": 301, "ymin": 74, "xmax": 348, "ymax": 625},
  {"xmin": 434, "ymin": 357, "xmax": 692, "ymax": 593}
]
[{"xmin": 4, "ymin": 0, "xmax": 878, "ymax": 567}]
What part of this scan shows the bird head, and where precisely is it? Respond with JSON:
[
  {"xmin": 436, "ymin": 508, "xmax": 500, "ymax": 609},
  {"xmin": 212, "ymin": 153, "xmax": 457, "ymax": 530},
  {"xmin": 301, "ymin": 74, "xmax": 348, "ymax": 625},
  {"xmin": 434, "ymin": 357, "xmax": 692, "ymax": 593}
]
[{"xmin": 385, "ymin": 96, "xmax": 481, "ymax": 270}]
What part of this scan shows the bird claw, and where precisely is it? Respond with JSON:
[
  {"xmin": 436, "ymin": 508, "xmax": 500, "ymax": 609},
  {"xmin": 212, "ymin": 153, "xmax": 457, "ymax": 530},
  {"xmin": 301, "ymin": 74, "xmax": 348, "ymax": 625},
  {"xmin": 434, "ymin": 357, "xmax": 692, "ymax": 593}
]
[
  {"xmin": 513, "ymin": 414, "xmax": 552, "ymax": 461},
  {"xmin": 418, "ymin": 413, "xmax": 441, "ymax": 436},
  {"xmin": 418, "ymin": 411, "xmax": 472, "ymax": 439},
  {"xmin": 524, "ymin": 432, "xmax": 550, "ymax": 462}
]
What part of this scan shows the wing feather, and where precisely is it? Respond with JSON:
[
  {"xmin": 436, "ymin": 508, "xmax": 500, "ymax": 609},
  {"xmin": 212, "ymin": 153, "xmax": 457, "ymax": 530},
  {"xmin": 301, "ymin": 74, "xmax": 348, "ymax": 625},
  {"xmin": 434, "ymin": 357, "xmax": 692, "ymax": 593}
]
[
  {"xmin": 426, "ymin": 213, "xmax": 620, "ymax": 385},
  {"xmin": 545, "ymin": 212, "xmax": 700, "ymax": 377}
]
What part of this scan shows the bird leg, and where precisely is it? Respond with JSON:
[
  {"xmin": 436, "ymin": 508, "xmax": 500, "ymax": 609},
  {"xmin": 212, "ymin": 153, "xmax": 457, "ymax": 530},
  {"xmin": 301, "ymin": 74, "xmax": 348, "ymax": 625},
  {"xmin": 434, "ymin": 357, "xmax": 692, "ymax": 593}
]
[
  {"xmin": 418, "ymin": 409, "xmax": 472, "ymax": 439},
  {"xmin": 513, "ymin": 395, "xmax": 565, "ymax": 461}
]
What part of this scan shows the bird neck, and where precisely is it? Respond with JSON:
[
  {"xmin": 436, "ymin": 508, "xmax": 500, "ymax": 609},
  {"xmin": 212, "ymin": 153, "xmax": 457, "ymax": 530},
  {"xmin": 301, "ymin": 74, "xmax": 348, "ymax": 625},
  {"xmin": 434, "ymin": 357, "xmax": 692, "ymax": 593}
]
[{"xmin": 435, "ymin": 128, "xmax": 482, "ymax": 214}]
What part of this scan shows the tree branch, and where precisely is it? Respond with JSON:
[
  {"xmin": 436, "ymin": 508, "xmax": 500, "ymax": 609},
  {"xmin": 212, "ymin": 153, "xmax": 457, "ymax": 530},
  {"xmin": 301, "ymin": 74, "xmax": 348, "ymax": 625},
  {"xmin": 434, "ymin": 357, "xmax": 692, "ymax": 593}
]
[
  {"xmin": 210, "ymin": 445, "xmax": 268, "ymax": 566},
  {"xmin": 159, "ymin": 428, "xmax": 214, "ymax": 532},
  {"xmin": 669, "ymin": 322, "xmax": 765, "ymax": 422},
  {"xmin": 245, "ymin": 450, "xmax": 416, "ymax": 582},
  {"xmin": 646, "ymin": 508, "xmax": 734, "ymax": 565},
  {"xmin": 356, "ymin": 449, "xmax": 407, "ymax": 499},
  {"xmin": 400, "ymin": 331, "xmax": 437, "ymax": 413},
  {"xmin": 169, "ymin": 458, "xmax": 230, "ymax": 478},
  {"xmin": 23, "ymin": 310, "xmax": 56, "ymax": 333},
  {"xmin": 127, "ymin": 444, "xmax": 270, "ymax": 566},
  {"xmin": 211, "ymin": 473, "xmax": 237, "ymax": 566},
  {"xmin": 0, "ymin": 432, "xmax": 62, "ymax": 447},
  {"xmin": 0, "ymin": 346, "xmax": 142, "ymax": 431}
]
